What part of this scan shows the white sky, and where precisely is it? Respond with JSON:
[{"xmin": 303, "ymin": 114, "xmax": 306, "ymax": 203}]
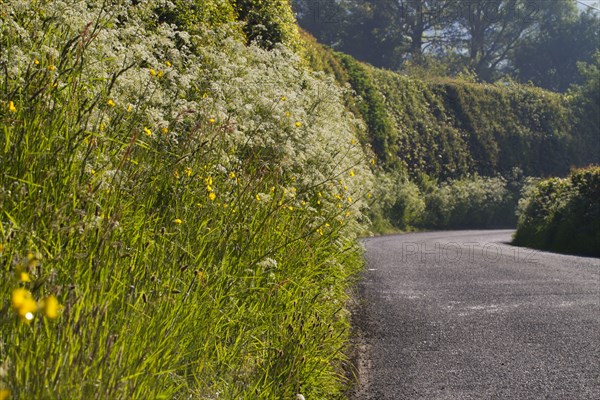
[{"xmin": 576, "ymin": 0, "xmax": 600, "ymax": 12}]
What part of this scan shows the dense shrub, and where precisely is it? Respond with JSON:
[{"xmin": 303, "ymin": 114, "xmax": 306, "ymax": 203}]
[
  {"xmin": 514, "ymin": 166, "xmax": 600, "ymax": 256},
  {"xmin": 367, "ymin": 172, "xmax": 426, "ymax": 231},
  {"xmin": 421, "ymin": 175, "xmax": 515, "ymax": 229},
  {"xmin": 234, "ymin": 0, "xmax": 300, "ymax": 49},
  {"xmin": 367, "ymin": 173, "xmax": 518, "ymax": 231}
]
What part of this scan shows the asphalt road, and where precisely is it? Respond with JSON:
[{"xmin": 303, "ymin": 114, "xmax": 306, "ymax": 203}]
[{"xmin": 350, "ymin": 230, "xmax": 600, "ymax": 400}]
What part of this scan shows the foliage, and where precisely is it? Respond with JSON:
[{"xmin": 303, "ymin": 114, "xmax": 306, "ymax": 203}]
[
  {"xmin": 514, "ymin": 166, "xmax": 600, "ymax": 257},
  {"xmin": 297, "ymin": 30, "xmax": 350, "ymax": 85},
  {"xmin": 366, "ymin": 172, "xmax": 519, "ymax": 231},
  {"xmin": 511, "ymin": 4, "xmax": 600, "ymax": 92},
  {"xmin": 421, "ymin": 175, "xmax": 515, "ymax": 229},
  {"xmin": 154, "ymin": 0, "xmax": 238, "ymax": 29},
  {"xmin": 234, "ymin": 0, "xmax": 300, "ymax": 50},
  {"xmin": 296, "ymin": 29, "xmax": 599, "ymax": 234},
  {"xmin": 332, "ymin": 54, "xmax": 581, "ymax": 180},
  {"xmin": 0, "ymin": 0, "xmax": 374, "ymax": 398},
  {"xmin": 336, "ymin": 54, "xmax": 397, "ymax": 167},
  {"xmin": 294, "ymin": 0, "xmax": 599, "ymax": 87},
  {"xmin": 568, "ymin": 52, "xmax": 600, "ymax": 166},
  {"xmin": 153, "ymin": 0, "xmax": 301, "ymax": 50}
]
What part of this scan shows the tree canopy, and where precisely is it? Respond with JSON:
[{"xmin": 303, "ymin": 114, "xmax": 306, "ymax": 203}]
[{"xmin": 293, "ymin": 0, "xmax": 599, "ymax": 91}]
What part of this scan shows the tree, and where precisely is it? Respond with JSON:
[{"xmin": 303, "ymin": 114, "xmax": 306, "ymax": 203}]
[
  {"xmin": 511, "ymin": 3, "xmax": 599, "ymax": 92},
  {"xmin": 449, "ymin": 0, "xmax": 539, "ymax": 80},
  {"xmin": 569, "ymin": 51, "xmax": 600, "ymax": 165},
  {"xmin": 294, "ymin": 0, "xmax": 455, "ymax": 69},
  {"xmin": 294, "ymin": 0, "xmax": 599, "ymax": 84}
]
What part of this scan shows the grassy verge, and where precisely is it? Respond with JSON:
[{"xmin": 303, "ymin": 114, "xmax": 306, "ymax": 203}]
[{"xmin": 0, "ymin": 1, "xmax": 374, "ymax": 398}]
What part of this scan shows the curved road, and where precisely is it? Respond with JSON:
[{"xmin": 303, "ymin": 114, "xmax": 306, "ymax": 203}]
[{"xmin": 351, "ymin": 230, "xmax": 600, "ymax": 400}]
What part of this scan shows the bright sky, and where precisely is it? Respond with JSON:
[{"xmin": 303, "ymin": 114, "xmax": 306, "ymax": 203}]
[{"xmin": 575, "ymin": 0, "xmax": 600, "ymax": 12}]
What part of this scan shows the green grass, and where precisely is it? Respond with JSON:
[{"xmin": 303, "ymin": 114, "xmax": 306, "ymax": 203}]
[{"xmin": 0, "ymin": 1, "xmax": 373, "ymax": 398}]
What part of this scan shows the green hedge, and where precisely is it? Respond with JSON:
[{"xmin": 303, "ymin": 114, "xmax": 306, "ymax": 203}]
[
  {"xmin": 300, "ymin": 35, "xmax": 597, "ymax": 182},
  {"xmin": 514, "ymin": 166, "xmax": 600, "ymax": 256}
]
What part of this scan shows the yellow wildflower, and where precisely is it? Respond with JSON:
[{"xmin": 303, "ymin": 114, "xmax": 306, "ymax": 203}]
[
  {"xmin": 174, "ymin": 218, "xmax": 182, "ymax": 225},
  {"xmin": 12, "ymin": 288, "xmax": 31, "ymax": 309},
  {"xmin": 255, "ymin": 194, "xmax": 261, "ymax": 201},
  {"xmin": 107, "ymin": 99, "xmax": 116, "ymax": 107},
  {"xmin": 8, "ymin": 101, "xmax": 16, "ymax": 113},
  {"xmin": 349, "ymin": 170, "xmax": 355, "ymax": 177},
  {"xmin": 15, "ymin": 265, "xmax": 31, "ymax": 282},
  {"xmin": 40, "ymin": 295, "xmax": 60, "ymax": 319},
  {"xmin": 281, "ymin": 96, "xmax": 287, "ymax": 101},
  {"xmin": 165, "ymin": 61, "xmax": 172, "ymax": 67},
  {"xmin": 228, "ymin": 171, "xmax": 236, "ymax": 179},
  {"xmin": 162, "ymin": 127, "xmax": 169, "ymax": 134},
  {"xmin": 185, "ymin": 167, "xmax": 192, "ymax": 177},
  {"xmin": 47, "ymin": 65, "xmax": 56, "ymax": 71},
  {"xmin": 285, "ymin": 111, "xmax": 291, "ymax": 117},
  {"xmin": 34, "ymin": 58, "xmax": 40, "ymax": 65},
  {"xmin": 351, "ymin": 139, "xmax": 356, "ymax": 145},
  {"xmin": 204, "ymin": 176, "xmax": 213, "ymax": 186},
  {"xmin": 173, "ymin": 170, "xmax": 180, "ymax": 179},
  {"xmin": 209, "ymin": 192, "xmax": 216, "ymax": 201},
  {"xmin": 0, "ymin": 389, "xmax": 10, "ymax": 400},
  {"xmin": 149, "ymin": 68, "xmax": 157, "ymax": 76},
  {"xmin": 127, "ymin": 104, "xmax": 133, "ymax": 112},
  {"xmin": 295, "ymin": 121, "xmax": 302, "ymax": 128},
  {"xmin": 157, "ymin": 70, "xmax": 164, "ymax": 78},
  {"xmin": 317, "ymin": 228, "xmax": 324, "ymax": 236},
  {"xmin": 367, "ymin": 192, "xmax": 373, "ymax": 198},
  {"xmin": 143, "ymin": 127, "xmax": 152, "ymax": 136},
  {"xmin": 347, "ymin": 197, "xmax": 353, "ymax": 203},
  {"xmin": 208, "ymin": 118, "xmax": 216, "ymax": 124},
  {"xmin": 11, "ymin": 288, "xmax": 37, "ymax": 321},
  {"xmin": 370, "ymin": 158, "xmax": 376, "ymax": 165}
]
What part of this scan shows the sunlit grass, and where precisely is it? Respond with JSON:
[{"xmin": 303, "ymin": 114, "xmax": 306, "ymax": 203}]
[{"xmin": 0, "ymin": 1, "xmax": 373, "ymax": 398}]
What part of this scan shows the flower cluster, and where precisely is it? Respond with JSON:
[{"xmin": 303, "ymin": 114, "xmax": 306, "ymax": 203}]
[{"xmin": 11, "ymin": 288, "xmax": 61, "ymax": 322}]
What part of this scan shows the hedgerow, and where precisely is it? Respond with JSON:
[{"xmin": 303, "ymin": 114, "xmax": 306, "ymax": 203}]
[
  {"xmin": 514, "ymin": 166, "xmax": 600, "ymax": 256},
  {"xmin": 300, "ymin": 34, "xmax": 596, "ymax": 231}
]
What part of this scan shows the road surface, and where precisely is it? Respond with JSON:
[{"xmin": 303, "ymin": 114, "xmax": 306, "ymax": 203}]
[{"xmin": 350, "ymin": 230, "xmax": 600, "ymax": 400}]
